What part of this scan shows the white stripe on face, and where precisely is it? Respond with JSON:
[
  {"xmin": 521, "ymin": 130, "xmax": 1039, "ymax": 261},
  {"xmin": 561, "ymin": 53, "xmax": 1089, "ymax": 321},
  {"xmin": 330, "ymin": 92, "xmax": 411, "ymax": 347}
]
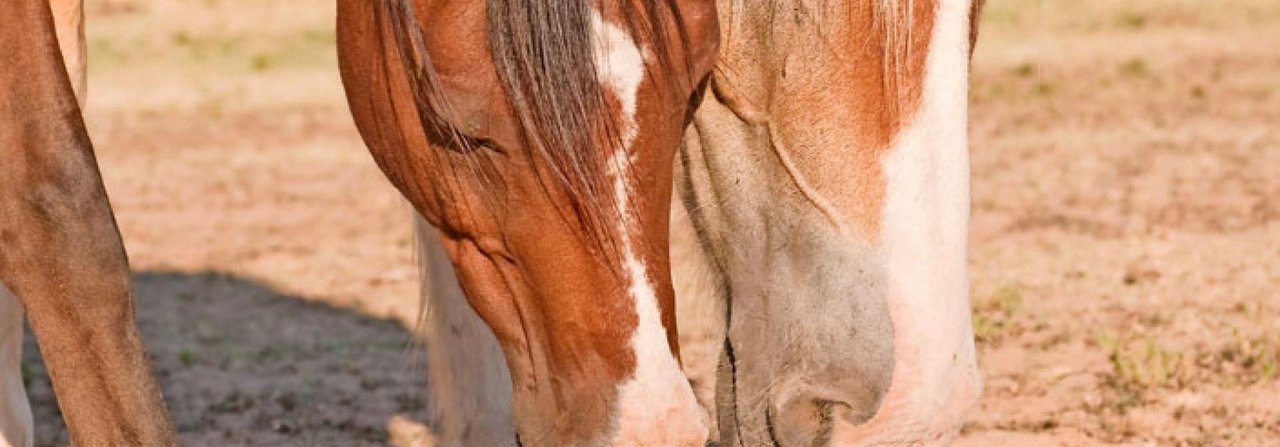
[
  {"xmin": 590, "ymin": 11, "xmax": 707, "ymax": 446},
  {"xmin": 837, "ymin": 0, "xmax": 982, "ymax": 443}
]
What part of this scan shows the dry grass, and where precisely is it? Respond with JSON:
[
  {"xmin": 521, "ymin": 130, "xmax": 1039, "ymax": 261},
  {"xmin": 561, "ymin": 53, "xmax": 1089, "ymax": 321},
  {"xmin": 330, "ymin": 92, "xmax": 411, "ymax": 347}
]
[{"xmin": 960, "ymin": 0, "xmax": 1280, "ymax": 444}]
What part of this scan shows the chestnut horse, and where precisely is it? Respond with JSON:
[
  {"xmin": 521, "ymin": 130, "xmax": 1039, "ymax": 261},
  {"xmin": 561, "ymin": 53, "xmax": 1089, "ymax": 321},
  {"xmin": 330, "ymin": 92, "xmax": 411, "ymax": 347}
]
[
  {"xmin": 338, "ymin": 0, "xmax": 719, "ymax": 445},
  {"xmin": 0, "ymin": 0, "xmax": 176, "ymax": 445},
  {"xmin": 392, "ymin": 0, "xmax": 987, "ymax": 446}
]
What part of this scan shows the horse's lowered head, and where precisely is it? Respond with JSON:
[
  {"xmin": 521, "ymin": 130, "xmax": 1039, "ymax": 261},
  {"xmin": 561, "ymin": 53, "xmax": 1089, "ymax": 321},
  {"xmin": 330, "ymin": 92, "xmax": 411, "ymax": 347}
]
[
  {"xmin": 338, "ymin": 0, "xmax": 718, "ymax": 444},
  {"xmin": 678, "ymin": 0, "xmax": 986, "ymax": 445}
]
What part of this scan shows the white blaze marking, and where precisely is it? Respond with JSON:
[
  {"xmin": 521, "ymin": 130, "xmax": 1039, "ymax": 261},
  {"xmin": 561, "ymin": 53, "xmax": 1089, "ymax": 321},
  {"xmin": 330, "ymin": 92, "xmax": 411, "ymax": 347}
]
[
  {"xmin": 844, "ymin": 0, "xmax": 982, "ymax": 442},
  {"xmin": 591, "ymin": 11, "xmax": 707, "ymax": 446}
]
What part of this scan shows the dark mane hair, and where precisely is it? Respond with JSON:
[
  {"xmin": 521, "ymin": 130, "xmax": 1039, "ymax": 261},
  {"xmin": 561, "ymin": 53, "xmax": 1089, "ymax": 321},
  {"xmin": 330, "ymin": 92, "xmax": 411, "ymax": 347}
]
[{"xmin": 382, "ymin": 0, "xmax": 690, "ymax": 257}]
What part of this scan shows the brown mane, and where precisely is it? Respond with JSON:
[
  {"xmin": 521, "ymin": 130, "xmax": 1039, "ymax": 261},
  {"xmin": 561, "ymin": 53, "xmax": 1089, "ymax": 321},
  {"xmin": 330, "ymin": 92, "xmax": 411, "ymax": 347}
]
[{"xmin": 381, "ymin": 0, "xmax": 691, "ymax": 257}]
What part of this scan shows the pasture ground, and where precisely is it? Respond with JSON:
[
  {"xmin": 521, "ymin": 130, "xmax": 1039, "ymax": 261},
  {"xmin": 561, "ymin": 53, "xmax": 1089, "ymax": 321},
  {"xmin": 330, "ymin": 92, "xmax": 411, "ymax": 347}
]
[{"xmin": 22, "ymin": 0, "xmax": 1280, "ymax": 445}]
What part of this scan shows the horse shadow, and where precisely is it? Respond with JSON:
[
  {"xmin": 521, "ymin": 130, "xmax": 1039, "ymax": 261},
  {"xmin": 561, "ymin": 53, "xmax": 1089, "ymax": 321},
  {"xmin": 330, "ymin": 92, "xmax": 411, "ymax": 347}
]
[{"xmin": 22, "ymin": 271, "xmax": 428, "ymax": 447}]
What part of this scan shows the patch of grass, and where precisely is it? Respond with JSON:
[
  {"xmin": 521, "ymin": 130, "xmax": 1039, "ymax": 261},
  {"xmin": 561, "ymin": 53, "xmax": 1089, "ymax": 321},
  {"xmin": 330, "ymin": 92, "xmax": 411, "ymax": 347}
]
[
  {"xmin": 972, "ymin": 313, "xmax": 1000, "ymax": 343},
  {"xmin": 1119, "ymin": 58, "xmax": 1149, "ymax": 77},
  {"xmin": 1195, "ymin": 332, "xmax": 1279, "ymax": 387},
  {"xmin": 1119, "ymin": 13, "xmax": 1148, "ymax": 29},
  {"xmin": 209, "ymin": 390, "xmax": 257, "ymax": 413},
  {"xmin": 976, "ymin": 83, "xmax": 1008, "ymax": 102},
  {"xmin": 973, "ymin": 284, "xmax": 1025, "ymax": 344},
  {"xmin": 302, "ymin": 28, "xmax": 336, "ymax": 45},
  {"xmin": 1109, "ymin": 337, "xmax": 1183, "ymax": 390},
  {"xmin": 89, "ymin": 37, "xmax": 133, "ymax": 69},
  {"xmin": 1233, "ymin": 301, "xmax": 1259, "ymax": 318},
  {"xmin": 1260, "ymin": 351, "xmax": 1277, "ymax": 382},
  {"xmin": 1108, "ymin": 388, "xmax": 1143, "ymax": 414},
  {"xmin": 1034, "ymin": 81, "xmax": 1056, "ymax": 96},
  {"xmin": 1137, "ymin": 310, "xmax": 1172, "ymax": 328},
  {"xmin": 171, "ymin": 30, "xmax": 195, "ymax": 47},
  {"xmin": 250, "ymin": 53, "xmax": 275, "ymax": 72},
  {"xmin": 1096, "ymin": 332, "xmax": 1171, "ymax": 392},
  {"xmin": 179, "ymin": 349, "xmax": 197, "ymax": 367},
  {"xmin": 1190, "ymin": 84, "xmax": 1206, "ymax": 99},
  {"xmin": 1014, "ymin": 62, "xmax": 1036, "ymax": 78},
  {"xmin": 255, "ymin": 345, "xmax": 286, "ymax": 362},
  {"xmin": 1097, "ymin": 328, "xmax": 1280, "ymax": 397},
  {"xmin": 991, "ymin": 285, "xmax": 1025, "ymax": 314}
]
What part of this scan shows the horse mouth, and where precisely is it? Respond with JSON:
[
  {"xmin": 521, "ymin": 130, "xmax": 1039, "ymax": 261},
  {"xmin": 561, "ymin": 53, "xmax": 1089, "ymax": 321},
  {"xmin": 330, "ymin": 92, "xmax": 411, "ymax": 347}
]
[{"xmin": 716, "ymin": 340, "xmax": 784, "ymax": 447}]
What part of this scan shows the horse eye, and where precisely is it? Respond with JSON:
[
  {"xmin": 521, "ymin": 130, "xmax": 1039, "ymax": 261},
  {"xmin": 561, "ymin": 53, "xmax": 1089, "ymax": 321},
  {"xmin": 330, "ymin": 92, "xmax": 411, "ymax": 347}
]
[
  {"xmin": 460, "ymin": 135, "xmax": 501, "ymax": 153},
  {"xmin": 438, "ymin": 130, "xmax": 500, "ymax": 154}
]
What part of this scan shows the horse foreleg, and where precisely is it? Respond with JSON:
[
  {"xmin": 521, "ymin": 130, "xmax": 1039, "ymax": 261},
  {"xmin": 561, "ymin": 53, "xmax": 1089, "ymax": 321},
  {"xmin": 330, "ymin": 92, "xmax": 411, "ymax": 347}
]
[
  {"xmin": 0, "ymin": 0, "xmax": 176, "ymax": 444},
  {"xmin": 414, "ymin": 215, "xmax": 516, "ymax": 446}
]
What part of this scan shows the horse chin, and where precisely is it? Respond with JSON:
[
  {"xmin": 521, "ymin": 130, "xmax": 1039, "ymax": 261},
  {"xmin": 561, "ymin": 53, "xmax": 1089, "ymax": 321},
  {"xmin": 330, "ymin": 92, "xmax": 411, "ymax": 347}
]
[
  {"xmin": 609, "ymin": 382, "xmax": 709, "ymax": 447},
  {"xmin": 825, "ymin": 359, "xmax": 980, "ymax": 447},
  {"xmin": 822, "ymin": 285, "xmax": 983, "ymax": 447}
]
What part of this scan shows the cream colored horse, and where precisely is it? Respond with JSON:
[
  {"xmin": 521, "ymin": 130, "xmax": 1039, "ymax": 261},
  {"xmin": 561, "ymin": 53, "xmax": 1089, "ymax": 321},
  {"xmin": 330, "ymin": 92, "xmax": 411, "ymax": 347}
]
[
  {"xmin": 414, "ymin": 0, "xmax": 983, "ymax": 446},
  {"xmin": 678, "ymin": 0, "xmax": 984, "ymax": 443}
]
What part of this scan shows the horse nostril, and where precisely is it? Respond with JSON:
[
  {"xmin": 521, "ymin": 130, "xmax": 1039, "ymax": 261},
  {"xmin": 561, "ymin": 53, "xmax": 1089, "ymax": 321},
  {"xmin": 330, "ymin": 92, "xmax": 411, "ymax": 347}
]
[
  {"xmin": 810, "ymin": 399, "xmax": 853, "ymax": 446},
  {"xmin": 768, "ymin": 381, "xmax": 881, "ymax": 447}
]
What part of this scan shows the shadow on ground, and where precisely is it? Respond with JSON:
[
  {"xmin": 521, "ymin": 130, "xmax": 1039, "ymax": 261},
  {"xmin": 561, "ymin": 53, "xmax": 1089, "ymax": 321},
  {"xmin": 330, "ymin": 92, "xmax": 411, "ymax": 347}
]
[{"xmin": 23, "ymin": 271, "xmax": 427, "ymax": 447}]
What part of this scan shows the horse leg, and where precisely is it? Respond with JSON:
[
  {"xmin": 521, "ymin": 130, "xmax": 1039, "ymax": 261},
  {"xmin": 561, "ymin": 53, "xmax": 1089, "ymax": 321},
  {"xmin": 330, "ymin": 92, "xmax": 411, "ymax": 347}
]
[
  {"xmin": 0, "ymin": 1, "xmax": 85, "ymax": 443},
  {"xmin": 414, "ymin": 215, "xmax": 516, "ymax": 446},
  {"xmin": 0, "ymin": 284, "xmax": 32, "ymax": 447},
  {"xmin": 49, "ymin": 0, "xmax": 86, "ymax": 104},
  {"xmin": 0, "ymin": 0, "xmax": 176, "ymax": 444}
]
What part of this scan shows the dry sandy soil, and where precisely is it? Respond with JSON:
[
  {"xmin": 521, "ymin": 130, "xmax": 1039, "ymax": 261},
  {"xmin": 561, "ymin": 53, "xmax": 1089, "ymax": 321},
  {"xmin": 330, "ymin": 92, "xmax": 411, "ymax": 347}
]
[{"xmin": 20, "ymin": 0, "xmax": 1280, "ymax": 445}]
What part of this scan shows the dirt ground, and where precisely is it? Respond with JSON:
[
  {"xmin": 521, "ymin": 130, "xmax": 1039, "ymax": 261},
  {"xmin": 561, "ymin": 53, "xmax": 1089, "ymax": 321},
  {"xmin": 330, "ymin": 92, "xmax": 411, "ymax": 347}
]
[{"xmin": 21, "ymin": 0, "xmax": 1280, "ymax": 445}]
